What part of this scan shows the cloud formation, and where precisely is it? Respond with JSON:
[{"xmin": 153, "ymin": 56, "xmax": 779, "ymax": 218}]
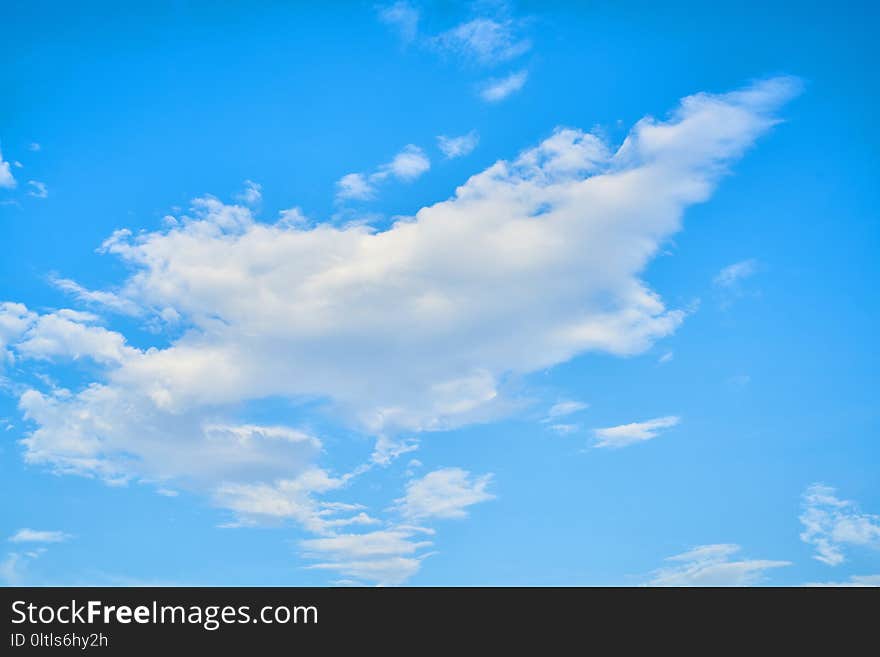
[
  {"xmin": 480, "ymin": 70, "xmax": 527, "ymax": 102},
  {"xmin": 1, "ymin": 77, "xmax": 800, "ymax": 583},
  {"xmin": 800, "ymin": 484, "xmax": 880, "ymax": 566},
  {"xmin": 431, "ymin": 17, "xmax": 531, "ymax": 66},
  {"xmin": 649, "ymin": 544, "xmax": 790, "ymax": 586},
  {"xmin": 714, "ymin": 258, "xmax": 758, "ymax": 287},
  {"xmin": 379, "ymin": 2, "xmax": 420, "ymax": 44},
  {"xmin": 437, "ymin": 131, "xmax": 479, "ymax": 159},
  {"xmin": 9, "ymin": 529, "xmax": 71, "ymax": 543},
  {"xmin": 0, "ymin": 146, "xmax": 16, "ymax": 189},
  {"xmin": 593, "ymin": 416, "xmax": 680, "ymax": 448},
  {"xmin": 396, "ymin": 467, "xmax": 494, "ymax": 520},
  {"xmin": 335, "ymin": 144, "xmax": 430, "ymax": 202},
  {"xmin": 27, "ymin": 180, "xmax": 48, "ymax": 199}
]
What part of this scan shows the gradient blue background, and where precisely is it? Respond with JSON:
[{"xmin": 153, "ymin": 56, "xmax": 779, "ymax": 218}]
[{"xmin": 1, "ymin": 0, "xmax": 877, "ymax": 584}]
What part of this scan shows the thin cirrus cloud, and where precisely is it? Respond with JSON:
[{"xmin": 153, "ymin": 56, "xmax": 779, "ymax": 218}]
[
  {"xmin": 430, "ymin": 16, "xmax": 531, "ymax": 66},
  {"xmin": 2, "ymin": 528, "xmax": 69, "ymax": 585},
  {"xmin": 0, "ymin": 77, "xmax": 800, "ymax": 584},
  {"xmin": 379, "ymin": 3, "xmax": 532, "ymax": 101},
  {"xmin": 378, "ymin": 1, "xmax": 420, "ymax": 44},
  {"xmin": 437, "ymin": 131, "xmax": 479, "ymax": 159},
  {"xmin": 593, "ymin": 416, "xmax": 680, "ymax": 449},
  {"xmin": 27, "ymin": 180, "xmax": 48, "ymax": 199},
  {"xmin": 648, "ymin": 544, "xmax": 790, "ymax": 586},
  {"xmin": 299, "ymin": 466, "xmax": 493, "ymax": 584},
  {"xmin": 714, "ymin": 258, "xmax": 758, "ymax": 288},
  {"xmin": 799, "ymin": 483, "xmax": 880, "ymax": 566},
  {"xmin": 545, "ymin": 400, "xmax": 589, "ymax": 421},
  {"xmin": 380, "ymin": 3, "xmax": 530, "ymax": 66},
  {"xmin": 50, "ymin": 276, "xmax": 142, "ymax": 317},
  {"xmin": 9, "ymin": 528, "xmax": 71, "ymax": 543},
  {"xmin": 302, "ymin": 527, "xmax": 434, "ymax": 586},
  {"xmin": 804, "ymin": 574, "xmax": 880, "ymax": 587},
  {"xmin": 480, "ymin": 70, "xmax": 528, "ymax": 102},
  {"xmin": 335, "ymin": 144, "xmax": 430, "ymax": 202}
]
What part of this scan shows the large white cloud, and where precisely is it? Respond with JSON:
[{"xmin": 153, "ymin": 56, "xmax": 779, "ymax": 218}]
[{"xmin": 2, "ymin": 78, "xmax": 799, "ymax": 582}]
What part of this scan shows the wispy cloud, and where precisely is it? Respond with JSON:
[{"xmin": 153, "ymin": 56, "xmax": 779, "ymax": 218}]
[
  {"xmin": 648, "ymin": 544, "xmax": 790, "ymax": 586},
  {"xmin": 480, "ymin": 70, "xmax": 527, "ymax": 102},
  {"xmin": 9, "ymin": 528, "xmax": 71, "ymax": 543},
  {"xmin": 804, "ymin": 574, "xmax": 880, "ymax": 587},
  {"xmin": 396, "ymin": 467, "xmax": 494, "ymax": 520},
  {"xmin": 714, "ymin": 258, "xmax": 758, "ymax": 288},
  {"xmin": 335, "ymin": 144, "xmax": 430, "ymax": 202},
  {"xmin": 379, "ymin": 1, "xmax": 420, "ymax": 44},
  {"xmin": 800, "ymin": 484, "xmax": 880, "ymax": 566},
  {"xmin": 234, "ymin": 179, "xmax": 262, "ymax": 205},
  {"xmin": 437, "ymin": 131, "xmax": 479, "ymax": 159},
  {"xmin": 27, "ymin": 180, "xmax": 48, "ymax": 199},
  {"xmin": 593, "ymin": 416, "xmax": 680, "ymax": 449},
  {"xmin": 545, "ymin": 400, "xmax": 589, "ymax": 420},
  {"xmin": 381, "ymin": 3, "xmax": 530, "ymax": 67},
  {"xmin": 302, "ymin": 526, "xmax": 434, "ymax": 586},
  {"xmin": 431, "ymin": 17, "xmax": 530, "ymax": 66},
  {"xmin": 51, "ymin": 276, "xmax": 142, "ymax": 316}
]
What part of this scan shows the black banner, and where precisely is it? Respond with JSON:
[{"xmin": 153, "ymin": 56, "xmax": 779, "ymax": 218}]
[{"xmin": 2, "ymin": 587, "xmax": 876, "ymax": 652}]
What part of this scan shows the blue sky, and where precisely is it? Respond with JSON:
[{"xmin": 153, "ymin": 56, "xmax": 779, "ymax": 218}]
[{"xmin": 1, "ymin": 0, "xmax": 878, "ymax": 586}]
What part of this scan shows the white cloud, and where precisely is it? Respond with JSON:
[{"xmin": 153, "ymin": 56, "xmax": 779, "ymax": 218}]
[
  {"xmin": 0, "ymin": 146, "xmax": 16, "ymax": 189},
  {"xmin": 432, "ymin": 17, "xmax": 530, "ymax": 66},
  {"xmin": 15, "ymin": 309, "xmax": 136, "ymax": 365},
  {"xmin": 714, "ymin": 258, "xmax": 758, "ymax": 287},
  {"xmin": 649, "ymin": 544, "xmax": 790, "ymax": 586},
  {"xmin": 51, "ymin": 277, "xmax": 142, "ymax": 316},
  {"xmin": 437, "ymin": 131, "xmax": 479, "ymax": 159},
  {"xmin": 213, "ymin": 465, "xmax": 379, "ymax": 532},
  {"xmin": 545, "ymin": 400, "xmax": 589, "ymax": 420},
  {"xmin": 380, "ymin": 144, "xmax": 430, "ymax": 181},
  {"xmin": 0, "ymin": 553, "xmax": 28, "ymax": 585},
  {"xmin": 480, "ymin": 70, "xmax": 527, "ymax": 102},
  {"xmin": 235, "ymin": 180, "xmax": 262, "ymax": 205},
  {"xmin": 800, "ymin": 484, "xmax": 880, "ymax": 566},
  {"xmin": 9, "ymin": 528, "xmax": 71, "ymax": 543},
  {"xmin": 28, "ymin": 142, "xmax": 41, "ymax": 152},
  {"xmin": 335, "ymin": 172, "xmax": 375, "ymax": 201},
  {"xmin": 6, "ymin": 78, "xmax": 799, "ymax": 476},
  {"xmin": 379, "ymin": 2, "xmax": 420, "ymax": 44},
  {"xmin": 804, "ymin": 574, "xmax": 880, "ymax": 587},
  {"xmin": 8, "ymin": 78, "xmax": 798, "ymax": 463},
  {"xmin": 302, "ymin": 526, "xmax": 434, "ymax": 586},
  {"xmin": 658, "ymin": 351, "xmax": 674, "ymax": 364},
  {"xmin": 27, "ymin": 180, "xmax": 48, "ymax": 199},
  {"xmin": 336, "ymin": 145, "xmax": 430, "ymax": 202},
  {"xmin": 1, "ymin": 78, "xmax": 800, "ymax": 583},
  {"xmin": 277, "ymin": 206, "xmax": 310, "ymax": 228},
  {"xmin": 543, "ymin": 400, "xmax": 588, "ymax": 435},
  {"xmin": 0, "ymin": 302, "xmax": 35, "ymax": 361},
  {"xmin": 396, "ymin": 467, "xmax": 494, "ymax": 520},
  {"xmin": 593, "ymin": 416, "xmax": 680, "ymax": 449}
]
